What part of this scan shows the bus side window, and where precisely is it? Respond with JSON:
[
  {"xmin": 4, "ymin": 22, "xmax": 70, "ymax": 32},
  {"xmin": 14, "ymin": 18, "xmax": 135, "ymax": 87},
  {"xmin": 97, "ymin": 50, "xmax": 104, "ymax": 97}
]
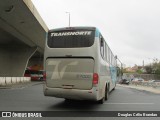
[
  {"xmin": 100, "ymin": 36, "xmax": 104, "ymax": 58},
  {"xmin": 106, "ymin": 45, "xmax": 108, "ymax": 62}
]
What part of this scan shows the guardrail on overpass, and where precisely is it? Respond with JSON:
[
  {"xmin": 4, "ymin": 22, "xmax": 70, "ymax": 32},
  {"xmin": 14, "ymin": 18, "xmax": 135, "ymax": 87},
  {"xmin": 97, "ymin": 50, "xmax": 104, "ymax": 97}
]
[{"xmin": 0, "ymin": 77, "xmax": 31, "ymax": 87}]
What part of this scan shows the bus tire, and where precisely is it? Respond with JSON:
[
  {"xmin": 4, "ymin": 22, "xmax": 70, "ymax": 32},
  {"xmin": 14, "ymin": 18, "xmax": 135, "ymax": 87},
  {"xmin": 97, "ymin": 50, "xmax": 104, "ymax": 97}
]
[
  {"xmin": 98, "ymin": 86, "xmax": 108, "ymax": 104},
  {"xmin": 98, "ymin": 97, "xmax": 105, "ymax": 104},
  {"xmin": 113, "ymin": 86, "xmax": 115, "ymax": 90},
  {"xmin": 40, "ymin": 77, "xmax": 43, "ymax": 81},
  {"xmin": 105, "ymin": 86, "xmax": 109, "ymax": 100}
]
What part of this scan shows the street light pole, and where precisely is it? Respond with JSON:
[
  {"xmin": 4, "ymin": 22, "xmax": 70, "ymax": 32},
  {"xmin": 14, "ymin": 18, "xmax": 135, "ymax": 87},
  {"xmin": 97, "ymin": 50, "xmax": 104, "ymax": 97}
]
[{"xmin": 66, "ymin": 12, "xmax": 70, "ymax": 27}]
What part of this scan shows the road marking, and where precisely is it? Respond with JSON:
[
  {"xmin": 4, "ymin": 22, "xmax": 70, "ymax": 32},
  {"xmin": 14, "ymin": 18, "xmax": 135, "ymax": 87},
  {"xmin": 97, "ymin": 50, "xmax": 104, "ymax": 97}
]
[{"xmin": 104, "ymin": 103, "xmax": 154, "ymax": 105}]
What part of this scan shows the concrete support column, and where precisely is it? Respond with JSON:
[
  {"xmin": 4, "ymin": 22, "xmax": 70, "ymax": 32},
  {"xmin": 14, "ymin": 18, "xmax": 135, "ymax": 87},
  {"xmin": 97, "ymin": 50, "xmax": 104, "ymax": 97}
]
[{"xmin": 0, "ymin": 45, "xmax": 37, "ymax": 77}]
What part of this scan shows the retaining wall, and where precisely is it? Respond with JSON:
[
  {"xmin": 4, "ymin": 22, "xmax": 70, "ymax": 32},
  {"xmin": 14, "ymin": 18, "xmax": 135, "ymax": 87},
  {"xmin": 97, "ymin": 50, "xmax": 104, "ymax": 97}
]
[{"xmin": 131, "ymin": 81, "xmax": 160, "ymax": 89}]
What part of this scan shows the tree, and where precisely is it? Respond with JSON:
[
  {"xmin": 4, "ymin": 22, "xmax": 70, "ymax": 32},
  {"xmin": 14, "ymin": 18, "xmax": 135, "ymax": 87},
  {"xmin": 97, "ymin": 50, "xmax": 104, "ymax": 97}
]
[
  {"xmin": 153, "ymin": 60, "xmax": 160, "ymax": 74},
  {"xmin": 145, "ymin": 65, "xmax": 152, "ymax": 74},
  {"xmin": 145, "ymin": 58, "xmax": 160, "ymax": 75},
  {"xmin": 136, "ymin": 69, "xmax": 143, "ymax": 74}
]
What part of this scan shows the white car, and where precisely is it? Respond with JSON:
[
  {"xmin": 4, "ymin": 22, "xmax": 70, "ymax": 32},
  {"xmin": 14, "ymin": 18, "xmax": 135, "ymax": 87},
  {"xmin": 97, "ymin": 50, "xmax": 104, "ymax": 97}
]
[
  {"xmin": 148, "ymin": 80, "xmax": 155, "ymax": 82},
  {"xmin": 132, "ymin": 78, "xmax": 144, "ymax": 82}
]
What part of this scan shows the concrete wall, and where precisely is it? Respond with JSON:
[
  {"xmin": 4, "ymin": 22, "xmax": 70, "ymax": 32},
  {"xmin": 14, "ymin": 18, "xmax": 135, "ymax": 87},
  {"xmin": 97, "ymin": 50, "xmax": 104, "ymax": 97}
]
[
  {"xmin": 27, "ymin": 57, "xmax": 43, "ymax": 68},
  {"xmin": 0, "ymin": 0, "xmax": 47, "ymax": 77},
  {"xmin": 0, "ymin": 45, "xmax": 37, "ymax": 77},
  {"xmin": 0, "ymin": 47, "xmax": 10, "ymax": 76},
  {"xmin": 23, "ymin": 0, "xmax": 48, "ymax": 32}
]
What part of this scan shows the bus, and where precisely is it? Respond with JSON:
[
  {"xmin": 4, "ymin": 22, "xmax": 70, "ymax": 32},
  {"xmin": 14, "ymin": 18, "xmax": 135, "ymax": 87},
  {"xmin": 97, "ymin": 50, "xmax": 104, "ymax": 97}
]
[{"xmin": 43, "ymin": 27, "xmax": 117, "ymax": 104}]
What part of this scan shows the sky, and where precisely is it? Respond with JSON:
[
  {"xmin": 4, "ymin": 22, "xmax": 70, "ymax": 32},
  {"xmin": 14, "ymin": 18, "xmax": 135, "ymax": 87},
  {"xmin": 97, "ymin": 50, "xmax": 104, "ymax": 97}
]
[{"xmin": 31, "ymin": 0, "xmax": 160, "ymax": 67}]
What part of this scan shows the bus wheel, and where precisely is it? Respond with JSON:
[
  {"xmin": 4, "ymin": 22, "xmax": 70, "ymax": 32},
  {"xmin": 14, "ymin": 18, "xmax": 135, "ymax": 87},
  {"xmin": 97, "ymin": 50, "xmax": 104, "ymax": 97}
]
[
  {"xmin": 113, "ymin": 87, "xmax": 115, "ymax": 90},
  {"xmin": 105, "ymin": 86, "xmax": 109, "ymax": 100},
  {"xmin": 99, "ymin": 87, "xmax": 107, "ymax": 104},
  {"xmin": 98, "ymin": 97, "xmax": 105, "ymax": 104}
]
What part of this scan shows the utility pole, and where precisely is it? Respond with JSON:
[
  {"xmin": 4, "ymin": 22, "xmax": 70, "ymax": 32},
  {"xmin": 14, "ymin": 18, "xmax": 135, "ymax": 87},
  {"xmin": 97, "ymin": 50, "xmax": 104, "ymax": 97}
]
[{"xmin": 66, "ymin": 12, "xmax": 70, "ymax": 27}]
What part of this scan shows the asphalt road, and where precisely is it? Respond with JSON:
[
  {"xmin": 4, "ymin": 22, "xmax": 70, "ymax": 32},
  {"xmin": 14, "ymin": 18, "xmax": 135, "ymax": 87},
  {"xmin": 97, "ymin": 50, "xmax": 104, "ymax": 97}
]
[{"xmin": 0, "ymin": 82, "xmax": 160, "ymax": 119}]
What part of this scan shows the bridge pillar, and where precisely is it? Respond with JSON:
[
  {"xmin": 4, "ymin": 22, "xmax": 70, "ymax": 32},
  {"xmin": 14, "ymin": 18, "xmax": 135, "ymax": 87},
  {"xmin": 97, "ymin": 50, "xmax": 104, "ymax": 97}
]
[{"xmin": 0, "ymin": 45, "xmax": 37, "ymax": 77}]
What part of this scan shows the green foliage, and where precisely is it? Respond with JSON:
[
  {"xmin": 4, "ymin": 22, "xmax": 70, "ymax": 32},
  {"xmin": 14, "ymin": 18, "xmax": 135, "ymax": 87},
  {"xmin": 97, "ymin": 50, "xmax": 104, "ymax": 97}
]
[
  {"xmin": 155, "ymin": 69, "xmax": 160, "ymax": 74},
  {"xmin": 145, "ymin": 65, "xmax": 152, "ymax": 74},
  {"xmin": 145, "ymin": 58, "xmax": 160, "ymax": 75},
  {"xmin": 123, "ymin": 58, "xmax": 160, "ymax": 75},
  {"xmin": 154, "ymin": 62, "xmax": 160, "ymax": 74},
  {"xmin": 136, "ymin": 69, "xmax": 143, "ymax": 74}
]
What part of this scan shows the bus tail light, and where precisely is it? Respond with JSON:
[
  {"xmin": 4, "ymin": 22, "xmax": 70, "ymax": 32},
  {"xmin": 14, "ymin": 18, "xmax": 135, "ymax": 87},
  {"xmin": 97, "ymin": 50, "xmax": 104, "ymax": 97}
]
[{"xmin": 93, "ymin": 73, "xmax": 99, "ymax": 84}]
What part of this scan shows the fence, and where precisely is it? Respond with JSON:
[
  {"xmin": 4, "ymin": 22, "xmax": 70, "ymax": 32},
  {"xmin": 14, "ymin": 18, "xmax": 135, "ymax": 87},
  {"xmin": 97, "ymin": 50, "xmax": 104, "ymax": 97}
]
[{"xmin": 0, "ymin": 77, "xmax": 31, "ymax": 87}]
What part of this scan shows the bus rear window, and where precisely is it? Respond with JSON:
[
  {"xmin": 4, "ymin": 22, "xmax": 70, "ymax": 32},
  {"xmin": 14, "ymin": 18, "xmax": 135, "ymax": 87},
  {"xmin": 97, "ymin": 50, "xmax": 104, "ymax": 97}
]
[{"xmin": 47, "ymin": 30, "xmax": 95, "ymax": 48}]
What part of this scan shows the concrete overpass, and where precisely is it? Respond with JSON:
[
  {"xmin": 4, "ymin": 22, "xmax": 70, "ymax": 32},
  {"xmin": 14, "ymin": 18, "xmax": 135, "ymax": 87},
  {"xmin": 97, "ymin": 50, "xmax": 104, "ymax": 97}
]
[{"xmin": 0, "ymin": 0, "xmax": 48, "ymax": 76}]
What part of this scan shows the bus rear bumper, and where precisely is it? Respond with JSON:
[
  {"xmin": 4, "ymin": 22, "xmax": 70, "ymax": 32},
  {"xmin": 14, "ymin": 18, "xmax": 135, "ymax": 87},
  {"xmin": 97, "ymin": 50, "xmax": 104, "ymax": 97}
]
[{"xmin": 43, "ymin": 84, "xmax": 98, "ymax": 101}]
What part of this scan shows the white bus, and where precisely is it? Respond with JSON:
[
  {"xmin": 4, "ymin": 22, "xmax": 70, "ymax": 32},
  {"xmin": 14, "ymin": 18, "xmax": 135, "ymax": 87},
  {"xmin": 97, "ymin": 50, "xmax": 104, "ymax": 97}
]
[{"xmin": 43, "ymin": 27, "xmax": 117, "ymax": 104}]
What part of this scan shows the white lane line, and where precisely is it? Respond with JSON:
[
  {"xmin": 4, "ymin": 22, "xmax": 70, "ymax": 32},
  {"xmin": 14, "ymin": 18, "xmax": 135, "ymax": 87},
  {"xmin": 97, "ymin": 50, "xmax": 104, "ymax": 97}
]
[{"xmin": 104, "ymin": 103, "xmax": 154, "ymax": 105}]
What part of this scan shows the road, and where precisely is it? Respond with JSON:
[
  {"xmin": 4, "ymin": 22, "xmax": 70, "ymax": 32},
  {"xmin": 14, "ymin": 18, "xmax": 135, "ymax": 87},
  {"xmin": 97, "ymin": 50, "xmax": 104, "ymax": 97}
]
[{"xmin": 0, "ymin": 82, "xmax": 160, "ymax": 119}]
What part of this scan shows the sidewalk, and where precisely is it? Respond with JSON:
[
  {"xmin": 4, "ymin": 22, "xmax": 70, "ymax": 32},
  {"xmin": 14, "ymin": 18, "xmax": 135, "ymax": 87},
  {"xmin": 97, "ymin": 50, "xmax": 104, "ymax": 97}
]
[
  {"xmin": 117, "ymin": 84, "xmax": 160, "ymax": 94},
  {"xmin": 0, "ymin": 82, "xmax": 32, "ymax": 89},
  {"xmin": 0, "ymin": 81, "xmax": 44, "ymax": 89}
]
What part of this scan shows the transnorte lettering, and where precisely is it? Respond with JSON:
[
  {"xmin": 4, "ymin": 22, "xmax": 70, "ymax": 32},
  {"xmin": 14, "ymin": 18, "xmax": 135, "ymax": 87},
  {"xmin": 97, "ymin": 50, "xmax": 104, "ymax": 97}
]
[{"xmin": 51, "ymin": 31, "xmax": 92, "ymax": 37}]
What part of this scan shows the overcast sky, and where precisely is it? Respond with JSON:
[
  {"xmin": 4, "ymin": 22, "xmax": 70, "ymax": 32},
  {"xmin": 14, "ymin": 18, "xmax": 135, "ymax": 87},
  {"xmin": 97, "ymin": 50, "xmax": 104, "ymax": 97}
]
[{"xmin": 32, "ymin": 0, "xmax": 160, "ymax": 67}]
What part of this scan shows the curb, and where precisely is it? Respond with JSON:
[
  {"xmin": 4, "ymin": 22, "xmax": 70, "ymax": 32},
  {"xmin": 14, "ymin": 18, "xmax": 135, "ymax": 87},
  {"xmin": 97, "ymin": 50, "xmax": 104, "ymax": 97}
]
[
  {"xmin": 0, "ymin": 82, "xmax": 31, "ymax": 89},
  {"xmin": 117, "ymin": 84, "xmax": 160, "ymax": 94}
]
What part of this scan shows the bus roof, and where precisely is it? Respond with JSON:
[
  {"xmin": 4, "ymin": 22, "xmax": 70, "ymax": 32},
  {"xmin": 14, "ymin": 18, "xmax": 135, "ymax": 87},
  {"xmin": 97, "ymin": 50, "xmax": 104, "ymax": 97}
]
[{"xmin": 49, "ymin": 26, "xmax": 97, "ymax": 32}]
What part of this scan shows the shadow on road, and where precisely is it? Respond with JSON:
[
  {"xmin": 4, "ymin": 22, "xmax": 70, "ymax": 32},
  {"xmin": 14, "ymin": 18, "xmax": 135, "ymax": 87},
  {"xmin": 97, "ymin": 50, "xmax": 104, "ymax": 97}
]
[
  {"xmin": 47, "ymin": 89, "xmax": 117, "ymax": 111},
  {"xmin": 48, "ymin": 99, "xmax": 101, "ymax": 111}
]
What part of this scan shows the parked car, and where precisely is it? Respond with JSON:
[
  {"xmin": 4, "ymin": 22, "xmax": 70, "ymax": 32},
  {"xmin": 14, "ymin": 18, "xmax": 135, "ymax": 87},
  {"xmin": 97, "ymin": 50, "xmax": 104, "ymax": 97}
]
[
  {"xmin": 148, "ymin": 80, "xmax": 155, "ymax": 82},
  {"xmin": 24, "ymin": 69, "xmax": 46, "ymax": 81},
  {"xmin": 148, "ymin": 80, "xmax": 160, "ymax": 82},
  {"xmin": 119, "ymin": 79, "xmax": 130, "ymax": 85},
  {"xmin": 132, "ymin": 78, "xmax": 144, "ymax": 82}
]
